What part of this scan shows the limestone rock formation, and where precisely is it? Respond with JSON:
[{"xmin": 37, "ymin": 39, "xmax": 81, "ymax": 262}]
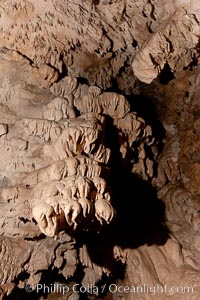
[{"xmin": 0, "ymin": 0, "xmax": 200, "ymax": 299}]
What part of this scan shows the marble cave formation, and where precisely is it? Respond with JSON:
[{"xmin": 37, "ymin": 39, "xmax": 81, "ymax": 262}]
[{"xmin": 0, "ymin": 0, "xmax": 200, "ymax": 299}]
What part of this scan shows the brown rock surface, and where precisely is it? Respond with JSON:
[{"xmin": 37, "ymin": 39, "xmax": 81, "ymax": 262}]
[{"xmin": 0, "ymin": 1, "xmax": 200, "ymax": 299}]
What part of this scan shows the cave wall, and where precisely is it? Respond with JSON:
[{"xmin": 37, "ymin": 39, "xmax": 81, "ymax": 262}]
[{"xmin": 0, "ymin": 1, "xmax": 200, "ymax": 299}]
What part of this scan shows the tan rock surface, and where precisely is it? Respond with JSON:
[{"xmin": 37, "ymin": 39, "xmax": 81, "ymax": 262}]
[{"xmin": 0, "ymin": 1, "xmax": 200, "ymax": 299}]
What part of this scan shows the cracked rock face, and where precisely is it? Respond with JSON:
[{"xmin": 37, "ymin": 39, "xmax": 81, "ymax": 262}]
[{"xmin": 0, "ymin": 1, "xmax": 200, "ymax": 299}]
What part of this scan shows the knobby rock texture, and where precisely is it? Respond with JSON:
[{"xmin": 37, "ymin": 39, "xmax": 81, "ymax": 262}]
[{"xmin": 0, "ymin": 0, "xmax": 200, "ymax": 299}]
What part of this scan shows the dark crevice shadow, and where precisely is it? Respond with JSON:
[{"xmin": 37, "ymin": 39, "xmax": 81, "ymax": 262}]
[
  {"xmin": 127, "ymin": 94, "xmax": 165, "ymax": 138},
  {"xmin": 127, "ymin": 94, "xmax": 166, "ymax": 157},
  {"xmin": 158, "ymin": 63, "xmax": 175, "ymax": 85},
  {"xmin": 76, "ymin": 167, "xmax": 169, "ymax": 274},
  {"xmin": 76, "ymin": 94, "xmax": 168, "ymax": 278}
]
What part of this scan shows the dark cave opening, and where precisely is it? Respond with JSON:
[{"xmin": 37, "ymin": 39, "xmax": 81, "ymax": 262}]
[
  {"xmin": 158, "ymin": 63, "xmax": 175, "ymax": 85},
  {"xmin": 72, "ymin": 96, "xmax": 169, "ymax": 296},
  {"xmin": 72, "ymin": 159, "xmax": 169, "ymax": 299}
]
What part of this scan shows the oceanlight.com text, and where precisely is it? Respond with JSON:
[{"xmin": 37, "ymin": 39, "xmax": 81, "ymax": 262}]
[{"xmin": 25, "ymin": 283, "xmax": 194, "ymax": 296}]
